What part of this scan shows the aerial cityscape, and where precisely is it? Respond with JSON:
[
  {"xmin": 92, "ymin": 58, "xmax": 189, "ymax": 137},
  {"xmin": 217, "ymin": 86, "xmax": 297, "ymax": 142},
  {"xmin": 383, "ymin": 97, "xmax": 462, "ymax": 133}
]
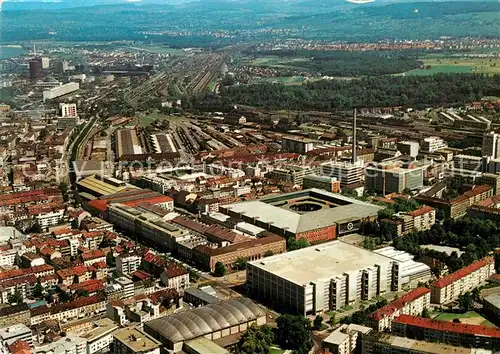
[{"xmin": 0, "ymin": 0, "xmax": 499, "ymax": 354}]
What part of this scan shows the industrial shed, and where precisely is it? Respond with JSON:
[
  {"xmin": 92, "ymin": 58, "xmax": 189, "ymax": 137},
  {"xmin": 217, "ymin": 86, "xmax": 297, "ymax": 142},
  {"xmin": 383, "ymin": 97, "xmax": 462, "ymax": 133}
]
[{"xmin": 144, "ymin": 297, "xmax": 266, "ymax": 352}]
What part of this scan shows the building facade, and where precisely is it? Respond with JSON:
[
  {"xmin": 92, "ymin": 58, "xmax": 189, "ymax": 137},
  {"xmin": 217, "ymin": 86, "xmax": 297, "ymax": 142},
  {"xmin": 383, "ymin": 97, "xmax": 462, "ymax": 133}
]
[
  {"xmin": 369, "ymin": 287, "xmax": 431, "ymax": 332},
  {"xmin": 392, "ymin": 314, "xmax": 500, "ymax": 350},
  {"xmin": 247, "ymin": 241, "xmax": 401, "ymax": 316},
  {"xmin": 430, "ymin": 257, "xmax": 495, "ymax": 304}
]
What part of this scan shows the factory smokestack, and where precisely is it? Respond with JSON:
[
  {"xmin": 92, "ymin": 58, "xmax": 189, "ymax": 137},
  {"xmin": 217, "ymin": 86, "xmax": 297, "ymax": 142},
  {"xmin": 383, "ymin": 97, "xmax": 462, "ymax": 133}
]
[{"xmin": 352, "ymin": 108, "xmax": 357, "ymax": 164}]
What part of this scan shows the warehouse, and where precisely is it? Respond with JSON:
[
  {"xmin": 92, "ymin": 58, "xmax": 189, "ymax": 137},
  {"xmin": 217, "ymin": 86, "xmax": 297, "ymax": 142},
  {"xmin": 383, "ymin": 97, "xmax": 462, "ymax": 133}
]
[
  {"xmin": 116, "ymin": 129, "xmax": 143, "ymax": 158},
  {"xmin": 220, "ymin": 188, "xmax": 381, "ymax": 243},
  {"xmin": 143, "ymin": 297, "xmax": 266, "ymax": 352},
  {"xmin": 246, "ymin": 240, "xmax": 402, "ymax": 316}
]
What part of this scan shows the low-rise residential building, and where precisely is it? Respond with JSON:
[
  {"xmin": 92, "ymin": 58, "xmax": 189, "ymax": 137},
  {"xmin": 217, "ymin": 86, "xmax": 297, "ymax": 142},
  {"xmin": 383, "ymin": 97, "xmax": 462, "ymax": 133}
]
[
  {"xmin": 322, "ymin": 324, "xmax": 372, "ymax": 354},
  {"xmin": 265, "ymin": 165, "xmax": 319, "ymax": 186},
  {"xmin": 0, "ymin": 324, "xmax": 33, "ymax": 347},
  {"xmin": 401, "ymin": 205, "xmax": 435, "ymax": 234},
  {"xmin": 160, "ymin": 263, "xmax": 189, "ymax": 292},
  {"xmin": 416, "ymin": 184, "xmax": 494, "ymax": 219},
  {"xmin": 29, "ymin": 295, "xmax": 106, "ymax": 326},
  {"xmin": 75, "ymin": 319, "xmax": 118, "ymax": 354},
  {"xmin": 369, "ymin": 287, "xmax": 431, "ymax": 332},
  {"xmin": 361, "ymin": 332, "xmax": 488, "ymax": 354},
  {"xmin": 116, "ymin": 253, "xmax": 141, "ymax": 277},
  {"xmin": 430, "ymin": 257, "xmax": 495, "ymax": 304},
  {"xmin": 0, "ymin": 304, "xmax": 31, "ymax": 328},
  {"xmin": 81, "ymin": 250, "xmax": 106, "ymax": 266},
  {"xmin": 392, "ymin": 314, "xmax": 500, "ymax": 350},
  {"xmin": 33, "ymin": 335, "xmax": 86, "ymax": 354},
  {"xmin": 113, "ymin": 327, "xmax": 161, "ymax": 354}
]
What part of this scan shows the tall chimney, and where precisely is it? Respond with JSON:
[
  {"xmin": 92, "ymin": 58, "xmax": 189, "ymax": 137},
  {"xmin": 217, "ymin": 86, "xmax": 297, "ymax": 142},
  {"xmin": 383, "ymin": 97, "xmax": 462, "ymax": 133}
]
[{"xmin": 352, "ymin": 108, "xmax": 357, "ymax": 164}]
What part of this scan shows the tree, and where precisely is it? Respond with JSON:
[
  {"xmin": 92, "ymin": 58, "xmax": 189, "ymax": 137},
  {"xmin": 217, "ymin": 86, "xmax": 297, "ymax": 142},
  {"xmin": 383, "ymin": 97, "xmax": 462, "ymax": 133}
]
[
  {"xmin": 287, "ymin": 237, "xmax": 310, "ymax": 251},
  {"xmin": 8, "ymin": 290, "xmax": 23, "ymax": 304},
  {"xmin": 328, "ymin": 312, "xmax": 336, "ymax": 325},
  {"xmin": 214, "ymin": 262, "xmax": 227, "ymax": 277},
  {"xmin": 313, "ymin": 315, "xmax": 324, "ymax": 330},
  {"xmin": 471, "ymin": 287, "xmax": 481, "ymax": 303},
  {"xmin": 106, "ymin": 252, "xmax": 115, "ymax": 267},
  {"xmin": 33, "ymin": 278, "xmax": 44, "ymax": 298},
  {"xmin": 435, "ymin": 208, "xmax": 446, "ymax": 221},
  {"xmin": 263, "ymin": 250, "xmax": 274, "ymax": 257},
  {"xmin": 458, "ymin": 292, "xmax": 474, "ymax": 312},
  {"xmin": 378, "ymin": 207, "xmax": 395, "ymax": 220},
  {"xmin": 421, "ymin": 308, "xmax": 430, "ymax": 318},
  {"xmin": 189, "ymin": 270, "xmax": 200, "ymax": 282},
  {"xmin": 276, "ymin": 314, "xmax": 313, "ymax": 354},
  {"xmin": 234, "ymin": 257, "xmax": 248, "ymax": 271},
  {"xmin": 495, "ymin": 252, "xmax": 500, "ymax": 273},
  {"xmin": 234, "ymin": 323, "xmax": 275, "ymax": 354}
]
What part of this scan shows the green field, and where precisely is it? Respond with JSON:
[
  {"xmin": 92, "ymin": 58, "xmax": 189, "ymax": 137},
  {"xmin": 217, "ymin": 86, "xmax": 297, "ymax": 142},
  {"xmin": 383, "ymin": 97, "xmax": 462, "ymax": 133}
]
[
  {"xmin": 406, "ymin": 57, "xmax": 500, "ymax": 76},
  {"xmin": 268, "ymin": 348, "xmax": 285, "ymax": 354},
  {"xmin": 433, "ymin": 311, "xmax": 496, "ymax": 327},
  {"xmin": 139, "ymin": 113, "xmax": 170, "ymax": 127}
]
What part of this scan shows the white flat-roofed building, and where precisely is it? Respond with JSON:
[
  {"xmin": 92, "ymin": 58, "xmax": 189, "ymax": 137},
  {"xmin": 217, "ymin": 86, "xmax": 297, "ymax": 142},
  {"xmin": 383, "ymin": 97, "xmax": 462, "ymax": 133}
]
[
  {"xmin": 116, "ymin": 253, "xmax": 141, "ymax": 277},
  {"xmin": 43, "ymin": 82, "xmax": 79, "ymax": 101},
  {"xmin": 246, "ymin": 240, "xmax": 402, "ymax": 316},
  {"xmin": 0, "ymin": 324, "xmax": 32, "ymax": 347},
  {"xmin": 421, "ymin": 137, "xmax": 447, "ymax": 153},
  {"xmin": 320, "ymin": 160, "xmax": 364, "ymax": 186},
  {"xmin": 34, "ymin": 335, "xmax": 87, "ymax": 354},
  {"xmin": 76, "ymin": 318, "xmax": 118, "ymax": 354},
  {"xmin": 113, "ymin": 327, "xmax": 161, "ymax": 354},
  {"xmin": 322, "ymin": 324, "xmax": 372, "ymax": 354},
  {"xmin": 373, "ymin": 247, "xmax": 431, "ymax": 287}
]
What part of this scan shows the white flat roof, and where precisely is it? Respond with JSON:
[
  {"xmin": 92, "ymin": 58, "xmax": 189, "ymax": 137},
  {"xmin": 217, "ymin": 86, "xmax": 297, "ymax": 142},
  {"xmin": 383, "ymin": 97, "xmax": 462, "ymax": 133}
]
[{"xmin": 248, "ymin": 240, "xmax": 396, "ymax": 286}]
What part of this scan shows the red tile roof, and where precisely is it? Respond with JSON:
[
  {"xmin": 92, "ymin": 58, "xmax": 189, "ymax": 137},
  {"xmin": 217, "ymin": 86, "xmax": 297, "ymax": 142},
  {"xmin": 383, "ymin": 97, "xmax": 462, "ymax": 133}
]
[
  {"xmin": 205, "ymin": 224, "xmax": 250, "ymax": 244},
  {"xmin": 132, "ymin": 270, "xmax": 153, "ymax": 281},
  {"xmin": 394, "ymin": 314, "xmax": 500, "ymax": 338},
  {"xmin": 165, "ymin": 263, "xmax": 188, "ymax": 278},
  {"xmin": 57, "ymin": 265, "xmax": 92, "ymax": 279},
  {"xmin": 8, "ymin": 340, "xmax": 31, "ymax": 354},
  {"xmin": 452, "ymin": 185, "xmax": 492, "ymax": 204},
  {"xmin": 69, "ymin": 279, "xmax": 104, "ymax": 293},
  {"xmin": 430, "ymin": 257, "xmax": 494, "ymax": 289},
  {"xmin": 408, "ymin": 205, "xmax": 434, "ymax": 217},
  {"xmin": 0, "ymin": 264, "xmax": 54, "ymax": 281},
  {"xmin": 370, "ymin": 288, "xmax": 430, "ymax": 321},
  {"xmin": 30, "ymin": 294, "xmax": 105, "ymax": 317},
  {"xmin": 171, "ymin": 216, "xmax": 208, "ymax": 234},
  {"xmin": 81, "ymin": 250, "xmax": 105, "ymax": 261}
]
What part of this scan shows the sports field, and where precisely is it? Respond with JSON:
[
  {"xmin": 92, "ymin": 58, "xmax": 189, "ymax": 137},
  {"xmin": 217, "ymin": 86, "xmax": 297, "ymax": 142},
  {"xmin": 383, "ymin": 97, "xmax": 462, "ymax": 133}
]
[
  {"xmin": 433, "ymin": 311, "xmax": 496, "ymax": 327},
  {"xmin": 406, "ymin": 57, "xmax": 500, "ymax": 76}
]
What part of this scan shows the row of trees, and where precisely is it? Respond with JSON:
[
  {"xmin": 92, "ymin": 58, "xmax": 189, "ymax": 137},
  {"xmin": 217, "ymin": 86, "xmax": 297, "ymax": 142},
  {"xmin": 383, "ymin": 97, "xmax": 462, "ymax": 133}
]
[
  {"xmin": 197, "ymin": 74, "xmax": 500, "ymax": 111},
  {"xmin": 234, "ymin": 315, "xmax": 313, "ymax": 354},
  {"xmin": 393, "ymin": 218, "xmax": 500, "ymax": 273},
  {"xmin": 340, "ymin": 298, "xmax": 388, "ymax": 325}
]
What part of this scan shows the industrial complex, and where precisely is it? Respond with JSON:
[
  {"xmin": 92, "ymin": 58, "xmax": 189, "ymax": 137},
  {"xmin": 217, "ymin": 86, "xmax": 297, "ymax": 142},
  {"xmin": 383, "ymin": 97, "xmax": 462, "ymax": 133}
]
[{"xmin": 220, "ymin": 188, "xmax": 382, "ymax": 243}]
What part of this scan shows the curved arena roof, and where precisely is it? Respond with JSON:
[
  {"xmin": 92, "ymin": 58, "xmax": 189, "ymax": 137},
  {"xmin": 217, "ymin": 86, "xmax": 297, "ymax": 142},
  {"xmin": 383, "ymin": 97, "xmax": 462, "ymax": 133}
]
[{"xmin": 144, "ymin": 297, "xmax": 265, "ymax": 344}]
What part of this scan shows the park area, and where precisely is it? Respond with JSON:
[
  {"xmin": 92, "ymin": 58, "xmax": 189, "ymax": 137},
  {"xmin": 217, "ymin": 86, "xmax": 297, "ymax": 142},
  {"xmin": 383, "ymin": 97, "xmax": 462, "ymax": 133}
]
[
  {"xmin": 432, "ymin": 311, "xmax": 496, "ymax": 327},
  {"xmin": 406, "ymin": 57, "xmax": 500, "ymax": 76}
]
